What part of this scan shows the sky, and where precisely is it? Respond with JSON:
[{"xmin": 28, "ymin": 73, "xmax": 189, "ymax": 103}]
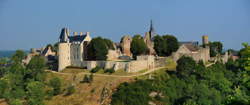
[{"xmin": 0, "ymin": 0, "xmax": 249, "ymax": 50}]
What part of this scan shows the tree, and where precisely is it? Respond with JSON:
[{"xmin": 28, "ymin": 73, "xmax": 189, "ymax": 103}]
[
  {"xmin": 239, "ymin": 43, "xmax": 250, "ymax": 71},
  {"xmin": 153, "ymin": 35, "xmax": 167, "ymax": 56},
  {"xmin": 176, "ymin": 56, "xmax": 196, "ymax": 78},
  {"xmin": 130, "ymin": 35, "xmax": 148, "ymax": 59},
  {"xmin": 86, "ymin": 37, "xmax": 108, "ymax": 60},
  {"xmin": 209, "ymin": 41, "xmax": 223, "ymax": 57},
  {"xmin": 162, "ymin": 35, "xmax": 179, "ymax": 56},
  {"xmin": 11, "ymin": 50, "xmax": 26, "ymax": 63},
  {"xmin": 103, "ymin": 38, "xmax": 115, "ymax": 50},
  {"xmin": 49, "ymin": 77, "xmax": 62, "ymax": 95},
  {"xmin": 26, "ymin": 56, "xmax": 46, "ymax": 81},
  {"xmin": 26, "ymin": 81, "xmax": 45, "ymax": 105}
]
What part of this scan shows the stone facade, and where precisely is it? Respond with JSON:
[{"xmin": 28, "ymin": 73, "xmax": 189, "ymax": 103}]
[
  {"xmin": 120, "ymin": 35, "xmax": 132, "ymax": 57},
  {"xmin": 58, "ymin": 28, "xmax": 92, "ymax": 71},
  {"xmin": 172, "ymin": 36, "xmax": 210, "ymax": 62},
  {"xmin": 77, "ymin": 55, "xmax": 155, "ymax": 73}
]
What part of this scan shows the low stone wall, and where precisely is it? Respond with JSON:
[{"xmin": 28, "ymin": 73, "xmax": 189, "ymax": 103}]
[{"xmin": 155, "ymin": 57, "xmax": 168, "ymax": 68}]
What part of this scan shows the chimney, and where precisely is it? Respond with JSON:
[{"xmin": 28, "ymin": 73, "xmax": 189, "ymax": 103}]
[
  {"xmin": 79, "ymin": 32, "xmax": 83, "ymax": 36},
  {"xmin": 73, "ymin": 32, "xmax": 78, "ymax": 36}
]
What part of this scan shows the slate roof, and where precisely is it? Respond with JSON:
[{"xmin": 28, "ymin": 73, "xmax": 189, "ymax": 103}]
[
  {"xmin": 68, "ymin": 35, "xmax": 87, "ymax": 42},
  {"xmin": 179, "ymin": 41, "xmax": 199, "ymax": 47}
]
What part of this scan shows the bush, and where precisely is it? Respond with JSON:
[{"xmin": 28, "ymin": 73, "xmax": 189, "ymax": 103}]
[
  {"xmin": 90, "ymin": 66, "xmax": 102, "ymax": 73},
  {"xmin": 49, "ymin": 77, "xmax": 62, "ymax": 95},
  {"xmin": 65, "ymin": 85, "xmax": 75, "ymax": 96},
  {"xmin": 105, "ymin": 68, "xmax": 115, "ymax": 74},
  {"xmin": 81, "ymin": 74, "xmax": 93, "ymax": 83}
]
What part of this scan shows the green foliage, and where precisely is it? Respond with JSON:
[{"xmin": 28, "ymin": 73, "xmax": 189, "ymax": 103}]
[
  {"xmin": 103, "ymin": 38, "xmax": 115, "ymax": 50},
  {"xmin": 153, "ymin": 35, "xmax": 179, "ymax": 56},
  {"xmin": 81, "ymin": 74, "xmax": 94, "ymax": 83},
  {"xmin": 11, "ymin": 50, "xmax": 26, "ymax": 63},
  {"xmin": 65, "ymin": 85, "xmax": 75, "ymax": 96},
  {"xmin": 86, "ymin": 37, "xmax": 113, "ymax": 60},
  {"xmin": 105, "ymin": 68, "xmax": 115, "ymax": 74},
  {"xmin": 90, "ymin": 66, "xmax": 102, "ymax": 73},
  {"xmin": 209, "ymin": 41, "xmax": 223, "ymax": 57},
  {"xmin": 130, "ymin": 35, "xmax": 148, "ymax": 59},
  {"xmin": 239, "ymin": 43, "xmax": 250, "ymax": 71},
  {"xmin": 111, "ymin": 81, "xmax": 152, "ymax": 105},
  {"xmin": 162, "ymin": 35, "xmax": 179, "ymax": 56},
  {"xmin": 26, "ymin": 81, "xmax": 45, "ymax": 105},
  {"xmin": 26, "ymin": 56, "xmax": 46, "ymax": 81},
  {"xmin": 49, "ymin": 77, "xmax": 62, "ymax": 95},
  {"xmin": 176, "ymin": 56, "xmax": 196, "ymax": 78},
  {"xmin": 9, "ymin": 99, "xmax": 23, "ymax": 105},
  {"xmin": 153, "ymin": 35, "xmax": 167, "ymax": 56},
  {"xmin": 112, "ymin": 55, "xmax": 250, "ymax": 105},
  {"xmin": 0, "ymin": 50, "xmax": 59, "ymax": 105}
]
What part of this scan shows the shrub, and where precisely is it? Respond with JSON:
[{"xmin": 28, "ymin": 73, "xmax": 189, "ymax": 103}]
[
  {"xmin": 105, "ymin": 68, "xmax": 115, "ymax": 74},
  {"xmin": 65, "ymin": 85, "xmax": 75, "ymax": 96},
  {"xmin": 49, "ymin": 77, "xmax": 62, "ymax": 95},
  {"xmin": 81, "ymin": 74, "xmax": 93, "ymax": 83},
  {"xmin": 90, "ymin": 66, "xmax": 102, "ymax": 73}
]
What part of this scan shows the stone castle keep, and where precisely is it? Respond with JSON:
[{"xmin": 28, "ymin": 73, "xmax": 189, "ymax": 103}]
[{"xmin": 58, "ymin": 22, "xmax": 211, "ymax": 72}]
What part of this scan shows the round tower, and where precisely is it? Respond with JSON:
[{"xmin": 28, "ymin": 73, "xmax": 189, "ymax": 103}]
[
  {"xmin": 58, "ymin": 43, "xmax": 71, "ymax": 71},
  {"xmin": 202, "ymin": 35, "xmax": 209, "ymax": 46}
]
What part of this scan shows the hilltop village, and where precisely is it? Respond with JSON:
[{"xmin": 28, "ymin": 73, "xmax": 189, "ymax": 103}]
[
  {"xmin": 1, "ymin": 21, "xmax": 249, "ymax": 105},
  {"xmin": 24, "ymin": 21, "xmax": 233, "ymax": 73}
]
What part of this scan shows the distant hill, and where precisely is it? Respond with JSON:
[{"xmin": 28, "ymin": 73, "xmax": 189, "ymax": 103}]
[{"xmin": 0, "ymin": 50, "xmax": 28, "ymax": 58}]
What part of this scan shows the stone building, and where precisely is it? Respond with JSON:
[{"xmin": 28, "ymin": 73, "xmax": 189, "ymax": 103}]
[
  {"xmin": 57, "ymin": 21, "xmax": 165, "ymax": 72},
  {"xmin": 172, "ymin": 35, "xmax": 210, "ymax": 62},
  {"xmin": 58, "ymin": 28, "xmax": 92, "ymax": 71}
]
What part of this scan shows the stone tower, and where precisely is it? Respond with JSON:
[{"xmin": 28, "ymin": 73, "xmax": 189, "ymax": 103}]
[
  {"xmin": 120, "ymin": 35, "xmax": 132, "ymax": 56},
  {"xmin": 201, "ymin": 35, "xmax": 210, "ymax": 62},
  {"xmin": 58, "ymin": 28, "xmax": 71, "ymax": 71},
  {"xmin": 202, "ymin": 35, "xmax": 209, "ymax": 47}
]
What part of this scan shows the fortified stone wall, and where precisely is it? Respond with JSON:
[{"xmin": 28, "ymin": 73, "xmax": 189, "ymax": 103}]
[
  {"xmin": 71, "ymin": 55, "xmax": 155, "ymax": 73},
  {"xmin": 155, "ymin": 57, "xmax": 168, "ymax": 68}
]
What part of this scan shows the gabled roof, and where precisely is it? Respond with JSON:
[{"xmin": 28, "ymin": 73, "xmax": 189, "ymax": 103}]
[{"xmin": 183, "ymin": 44, "xmax": 199, "ymax": 52}]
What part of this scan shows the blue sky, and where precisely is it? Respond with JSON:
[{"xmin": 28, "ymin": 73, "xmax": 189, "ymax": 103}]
[{"xmin": 0, "ymin": 0, "xmax": 249, "ymax": 50}]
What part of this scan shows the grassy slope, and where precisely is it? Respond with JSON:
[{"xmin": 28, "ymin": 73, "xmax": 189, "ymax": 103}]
[
  {"xmin": 44, "ymin": 71, "xmax": 133, "ymax": 105},
  {"xmin": 45, "ymin": 59, "xmax": 176, "ymax": 105}
]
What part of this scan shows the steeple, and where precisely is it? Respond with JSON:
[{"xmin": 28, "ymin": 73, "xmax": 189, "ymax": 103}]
[{"xmin": 149, "ymin": 20, "xmax": 155, "ymax": 39}]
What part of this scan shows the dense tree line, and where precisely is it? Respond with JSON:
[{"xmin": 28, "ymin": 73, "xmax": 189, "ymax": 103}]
[
  {"xmin": 0, "ymin": 50, "xmax": 64, "ymax": 105},
  {"xmin": 111, "ymin": 43, "xmax": 250, "ymax": 105}
]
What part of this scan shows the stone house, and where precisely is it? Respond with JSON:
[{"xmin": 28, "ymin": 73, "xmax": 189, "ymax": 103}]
[{"xmin": 172, "ymin": 35, "xmax": 210, "ymax": 62}]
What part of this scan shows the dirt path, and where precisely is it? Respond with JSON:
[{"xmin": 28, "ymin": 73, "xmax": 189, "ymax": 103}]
[{"xmin": 47, "ymin": 67, "xmax": 165, "ymax": 78}]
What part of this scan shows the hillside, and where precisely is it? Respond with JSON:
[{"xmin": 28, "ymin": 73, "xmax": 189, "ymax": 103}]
[{"xmin": 44, "ymin": 62, "xmax": 176, "ymax": 105}]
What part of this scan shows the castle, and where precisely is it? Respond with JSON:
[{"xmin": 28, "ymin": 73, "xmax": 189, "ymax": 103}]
[
  {"xmin": 58, "ymin": 28, "xmax": 92, "ymax": 71},
  {"xmin": 58, "ymin": 21, "xmax": 211, "ymax": 72}
]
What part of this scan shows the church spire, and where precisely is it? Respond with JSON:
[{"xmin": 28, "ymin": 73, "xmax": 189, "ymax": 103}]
[{"xmin": 149, "ymin": 20, "xmax": 155, "ymax": 39}]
